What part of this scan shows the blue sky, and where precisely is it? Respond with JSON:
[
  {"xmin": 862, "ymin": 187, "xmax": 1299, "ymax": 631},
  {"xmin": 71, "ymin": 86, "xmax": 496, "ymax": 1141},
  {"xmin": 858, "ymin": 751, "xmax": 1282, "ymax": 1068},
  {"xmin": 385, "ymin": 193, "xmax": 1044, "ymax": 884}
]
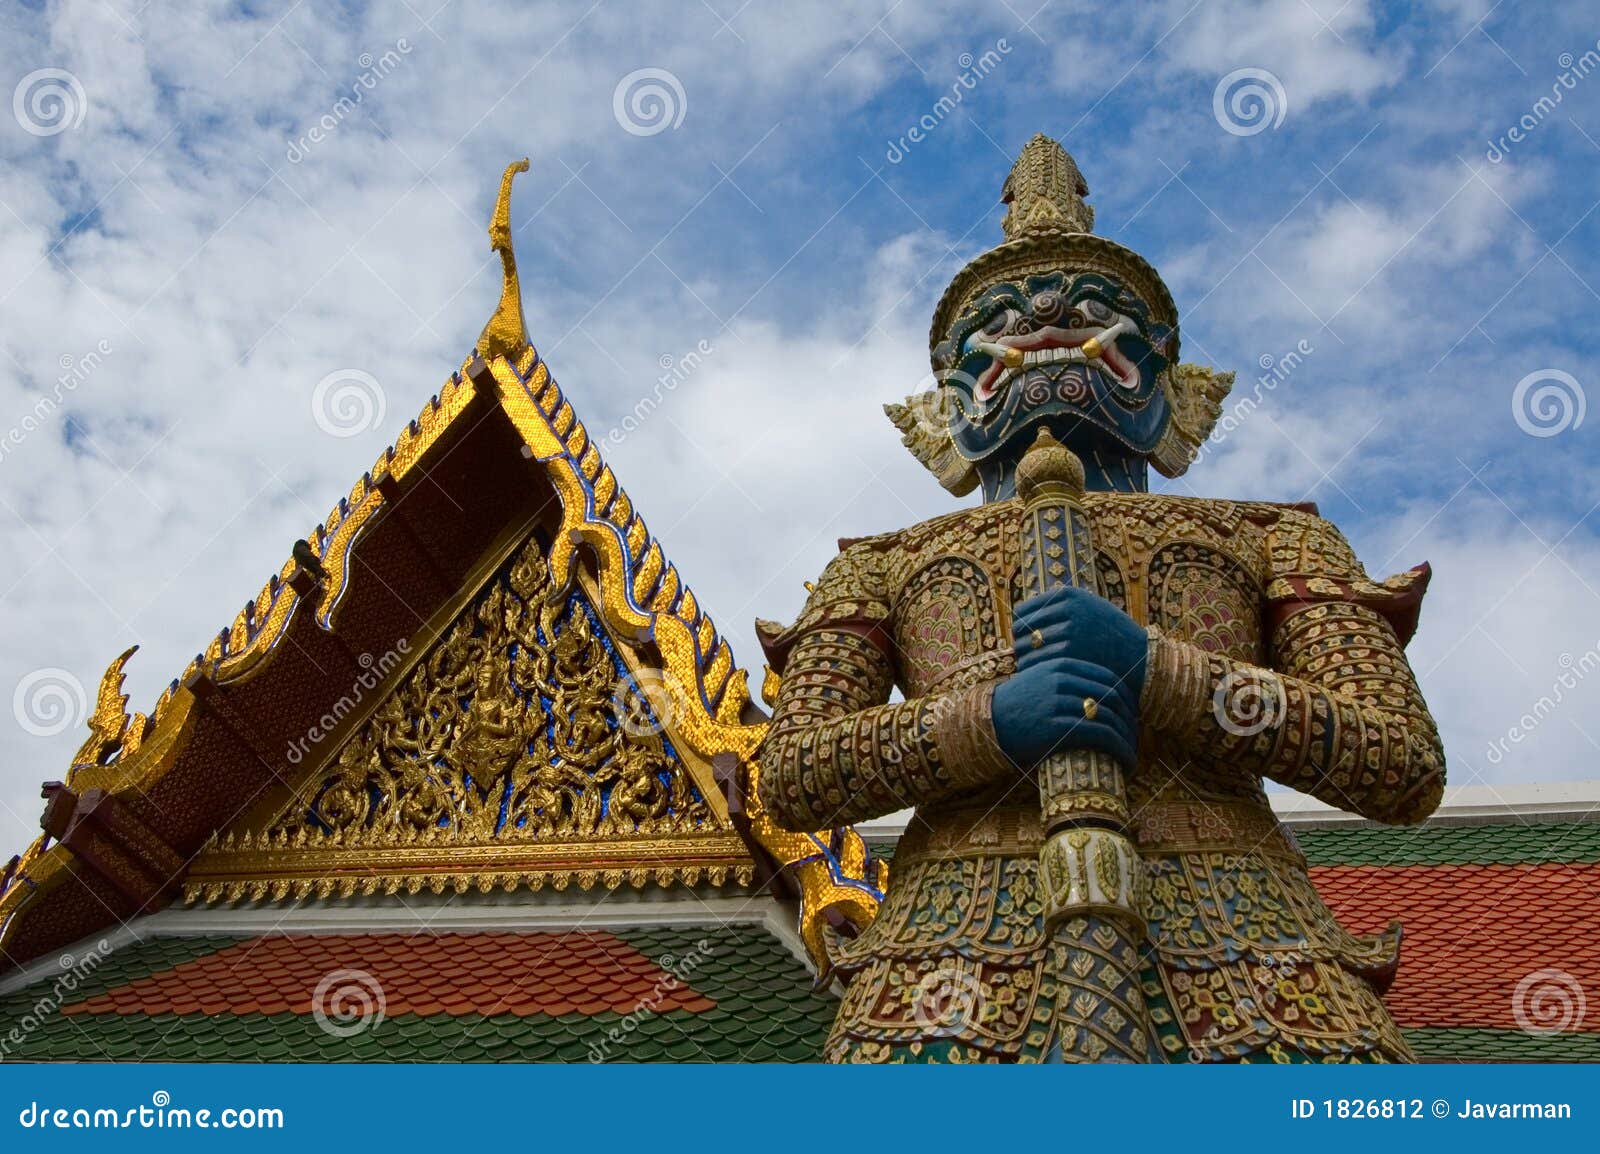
[{"xmin": 1, "ymin": 0, "xmax": 1597, "ymax": 853}]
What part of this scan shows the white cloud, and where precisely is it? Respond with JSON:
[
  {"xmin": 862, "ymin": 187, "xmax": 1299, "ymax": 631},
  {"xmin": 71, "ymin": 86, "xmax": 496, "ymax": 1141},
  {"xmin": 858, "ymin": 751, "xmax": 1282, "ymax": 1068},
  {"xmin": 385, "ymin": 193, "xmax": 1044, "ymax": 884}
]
[
  {"xmin": 0, "ymin": 1, "xmax": 1594, "ymax": 861},
  {"xmin": 1369, "ymin": 491, "xmax": 1600, "ymax": 792}
]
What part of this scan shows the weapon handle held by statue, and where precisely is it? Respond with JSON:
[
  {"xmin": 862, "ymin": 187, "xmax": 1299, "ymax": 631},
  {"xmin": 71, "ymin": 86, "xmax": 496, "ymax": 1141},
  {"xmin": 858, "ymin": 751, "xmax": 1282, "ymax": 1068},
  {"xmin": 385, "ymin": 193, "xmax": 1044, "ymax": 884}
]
[{"xmin": 1014, "ymin": 427, "xmax": 1158, "ymax": 1062}]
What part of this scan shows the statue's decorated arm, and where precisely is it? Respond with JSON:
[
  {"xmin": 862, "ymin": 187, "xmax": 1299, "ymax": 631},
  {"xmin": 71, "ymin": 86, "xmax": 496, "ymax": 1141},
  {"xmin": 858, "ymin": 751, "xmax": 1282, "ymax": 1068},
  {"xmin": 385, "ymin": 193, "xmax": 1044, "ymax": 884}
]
[
  {"xmin": 756, "ymin": 629, "xmax": 1014, "ymax": 830},
  {"xmin": 1138, "ymin": 510, "xmax": 1444, "ymax": 825},
  {"xmin": 754, "ymin": 543, "xmax": 1014, "ymax": 831}
]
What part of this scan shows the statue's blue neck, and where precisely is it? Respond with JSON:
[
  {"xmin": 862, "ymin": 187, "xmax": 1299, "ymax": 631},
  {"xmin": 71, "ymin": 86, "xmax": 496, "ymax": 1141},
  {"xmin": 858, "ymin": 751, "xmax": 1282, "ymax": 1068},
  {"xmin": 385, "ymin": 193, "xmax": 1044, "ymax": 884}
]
[{"xmin": 979, "ymin": 450, "xmax": 1148, "ymax": 501}]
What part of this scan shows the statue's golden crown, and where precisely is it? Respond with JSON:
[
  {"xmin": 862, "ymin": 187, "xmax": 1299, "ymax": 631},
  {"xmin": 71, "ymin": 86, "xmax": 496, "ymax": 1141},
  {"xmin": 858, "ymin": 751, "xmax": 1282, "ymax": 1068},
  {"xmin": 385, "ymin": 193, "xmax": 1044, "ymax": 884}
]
[{"xmin": 928, "ymin": 133, "xmax": 1178, "ymax": 364}]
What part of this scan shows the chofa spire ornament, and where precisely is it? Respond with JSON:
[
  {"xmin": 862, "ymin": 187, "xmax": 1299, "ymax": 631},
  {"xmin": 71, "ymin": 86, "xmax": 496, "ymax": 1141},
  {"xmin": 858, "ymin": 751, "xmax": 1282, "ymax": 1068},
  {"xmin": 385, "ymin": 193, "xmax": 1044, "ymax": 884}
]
[
  {"xmin": 477, "ymin": 158, "xmax": 531, "ymax": 363},
  {"xmin": 1001, "ymin": 132, "xmax": 1094, "ymax": 238}
]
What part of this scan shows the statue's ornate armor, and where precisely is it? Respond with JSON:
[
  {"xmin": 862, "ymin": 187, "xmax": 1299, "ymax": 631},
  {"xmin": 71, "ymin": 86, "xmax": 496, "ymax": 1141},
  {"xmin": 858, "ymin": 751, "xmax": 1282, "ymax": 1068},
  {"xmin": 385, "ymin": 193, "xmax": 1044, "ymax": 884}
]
[{"xmin": 757, "ymin": 494, "xmax": 1443, "ymax": 1063}]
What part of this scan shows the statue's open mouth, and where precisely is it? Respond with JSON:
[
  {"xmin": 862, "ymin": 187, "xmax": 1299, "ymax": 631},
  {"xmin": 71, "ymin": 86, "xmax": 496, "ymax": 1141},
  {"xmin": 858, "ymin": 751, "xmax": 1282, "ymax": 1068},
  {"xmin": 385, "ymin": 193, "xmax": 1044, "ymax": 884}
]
[{"xmin": 964, "ymin": 320, "xmax": 1140, "ymax": 419}]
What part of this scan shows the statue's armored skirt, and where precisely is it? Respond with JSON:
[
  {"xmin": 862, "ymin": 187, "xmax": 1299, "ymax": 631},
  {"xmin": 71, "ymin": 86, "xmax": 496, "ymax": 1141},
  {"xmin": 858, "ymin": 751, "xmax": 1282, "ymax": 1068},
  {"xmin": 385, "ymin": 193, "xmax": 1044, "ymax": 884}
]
[{"xmin": 756, "ymin": 495, "xmax": 1443, "ymax": 1064}]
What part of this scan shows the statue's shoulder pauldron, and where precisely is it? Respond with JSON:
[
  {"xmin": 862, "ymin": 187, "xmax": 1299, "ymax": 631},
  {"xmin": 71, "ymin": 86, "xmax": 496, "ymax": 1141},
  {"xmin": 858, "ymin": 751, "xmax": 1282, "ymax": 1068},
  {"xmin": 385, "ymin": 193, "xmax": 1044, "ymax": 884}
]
[
  {"xmin": 1255, "ymin": 504, "xmax": 1431, "ymax": 645},
  {"xmin": 755, "ymin": 505, "xmax": 1008, "ymax": 673},
  {"xmin": 756, "ymin": 534, "xmax": 895, "ymax": 673}
]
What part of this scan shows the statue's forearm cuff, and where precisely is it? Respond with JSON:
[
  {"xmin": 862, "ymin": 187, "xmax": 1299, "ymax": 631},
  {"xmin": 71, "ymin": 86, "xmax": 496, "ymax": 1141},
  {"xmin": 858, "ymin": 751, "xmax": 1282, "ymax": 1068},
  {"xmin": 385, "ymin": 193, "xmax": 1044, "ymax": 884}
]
[
  {"xmin": 1140, "ymin": 626, "xmax": 1212, "ymax": 732},
  {"xmin": 931, "ymin": 681, "xmax": 1018, "ymax": 788}
]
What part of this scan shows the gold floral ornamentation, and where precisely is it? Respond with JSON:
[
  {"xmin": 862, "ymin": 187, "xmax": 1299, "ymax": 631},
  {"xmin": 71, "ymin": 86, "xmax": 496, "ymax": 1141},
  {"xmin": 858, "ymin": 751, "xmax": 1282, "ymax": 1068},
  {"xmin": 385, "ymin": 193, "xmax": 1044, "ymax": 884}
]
[{"xmin": 185, "ymin": 533, "xmax": 750, "ymax": 902}]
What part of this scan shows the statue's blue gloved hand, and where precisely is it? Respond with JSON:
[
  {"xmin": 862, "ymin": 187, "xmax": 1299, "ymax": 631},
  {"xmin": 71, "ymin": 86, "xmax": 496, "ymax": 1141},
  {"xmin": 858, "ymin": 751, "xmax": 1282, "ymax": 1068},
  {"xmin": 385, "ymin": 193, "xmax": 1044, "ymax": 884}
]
[
  {"xmin": 1011, "ymin": 585, "xmax": 1149, "ymax": 696},
  {"xmin": 991, "ymin": 655, "xmax": 1138, "ymax": 770}
]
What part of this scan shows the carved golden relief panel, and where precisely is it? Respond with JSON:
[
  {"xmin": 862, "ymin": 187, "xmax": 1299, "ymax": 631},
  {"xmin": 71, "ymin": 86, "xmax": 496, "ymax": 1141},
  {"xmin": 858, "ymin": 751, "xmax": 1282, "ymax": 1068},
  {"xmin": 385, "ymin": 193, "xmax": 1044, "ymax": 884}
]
[{"xmin": 186, "ymin": 530, "xmax": 748, "ymax": 903}]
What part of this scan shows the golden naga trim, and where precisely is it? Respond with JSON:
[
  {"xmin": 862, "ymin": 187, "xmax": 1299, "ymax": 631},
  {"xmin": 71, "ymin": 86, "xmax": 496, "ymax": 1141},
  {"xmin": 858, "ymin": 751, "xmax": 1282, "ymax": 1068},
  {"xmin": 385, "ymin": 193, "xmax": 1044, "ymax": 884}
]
[{"xmin": 489, "ymin": 345, "xmax": 886, "ymax": 971}]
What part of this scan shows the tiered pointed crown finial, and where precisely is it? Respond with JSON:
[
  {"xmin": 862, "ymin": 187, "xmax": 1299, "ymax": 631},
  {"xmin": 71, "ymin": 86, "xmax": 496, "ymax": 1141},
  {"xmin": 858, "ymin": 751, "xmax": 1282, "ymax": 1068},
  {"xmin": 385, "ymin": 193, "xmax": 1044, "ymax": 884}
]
[
  {"xmin": 1000, "ymin": 133, "xmax": 1094, "ymax": 239},
  {"xmin": 929, "ymin": 131, "xmax": 1175, "ymax": 355}
]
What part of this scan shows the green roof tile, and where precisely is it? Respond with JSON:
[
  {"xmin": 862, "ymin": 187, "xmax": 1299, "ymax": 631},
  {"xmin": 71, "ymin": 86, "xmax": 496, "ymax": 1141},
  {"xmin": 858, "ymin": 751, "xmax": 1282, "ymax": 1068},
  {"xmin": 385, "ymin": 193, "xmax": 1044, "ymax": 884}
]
[
  {"xmin": 870, "ymin": 821, "xmax": 1600, "ymax": 869},
  {"xmin": 1296, "ymin": 821, "xmax": 1600, "ymax": 866},
  {"xmin": 1405, "ymin": 1027, "xmax": 1600, "ymax": 1062},
  {"xmin": 1, "ymin": 923, "xmax": 835, "ymax": 1064}
]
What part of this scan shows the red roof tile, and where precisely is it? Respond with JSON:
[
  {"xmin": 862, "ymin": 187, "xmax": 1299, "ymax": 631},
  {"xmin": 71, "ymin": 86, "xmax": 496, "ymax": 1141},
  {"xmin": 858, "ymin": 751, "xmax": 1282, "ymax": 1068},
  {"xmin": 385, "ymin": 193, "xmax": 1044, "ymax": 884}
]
[
  {"xmin": 1311, "ymin": 862, "xmax": 1600, "ymax": 1032},
  {"xmin": 63, "ymin": 931, "xmax": 716, "ymax": 1019}
]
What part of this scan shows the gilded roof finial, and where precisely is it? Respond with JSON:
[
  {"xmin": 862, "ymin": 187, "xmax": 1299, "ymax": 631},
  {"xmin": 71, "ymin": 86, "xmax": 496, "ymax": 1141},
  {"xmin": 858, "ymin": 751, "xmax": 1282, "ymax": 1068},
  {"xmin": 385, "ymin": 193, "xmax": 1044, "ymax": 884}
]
[
  {"xmin": 1000, "ymin": 133, "xmax": 1094, "ymax": 239},
  {"xmin": 477, "ymin": 158, "xmax": 531, "ymax": 363}
]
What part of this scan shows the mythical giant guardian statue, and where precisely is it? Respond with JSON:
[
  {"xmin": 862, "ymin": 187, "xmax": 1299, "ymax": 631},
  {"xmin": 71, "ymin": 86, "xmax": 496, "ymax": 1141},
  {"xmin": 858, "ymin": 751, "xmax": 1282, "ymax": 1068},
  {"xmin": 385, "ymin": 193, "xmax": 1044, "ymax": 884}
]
[{"xmin": 756, "ymin": 134, "xmax": 1444, "ymax": 1064}]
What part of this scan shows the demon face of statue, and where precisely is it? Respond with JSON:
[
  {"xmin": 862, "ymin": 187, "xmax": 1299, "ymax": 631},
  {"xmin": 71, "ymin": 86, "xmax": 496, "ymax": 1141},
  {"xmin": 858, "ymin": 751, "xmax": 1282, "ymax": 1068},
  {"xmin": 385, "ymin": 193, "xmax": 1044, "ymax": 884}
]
[
  {"xmin": 886, "ymin": 135, "xmax": 1233, "ymax": 499},
  {"xmin": 933, "ymin": 270, "xmax": 1176, "ymax": 493}
]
